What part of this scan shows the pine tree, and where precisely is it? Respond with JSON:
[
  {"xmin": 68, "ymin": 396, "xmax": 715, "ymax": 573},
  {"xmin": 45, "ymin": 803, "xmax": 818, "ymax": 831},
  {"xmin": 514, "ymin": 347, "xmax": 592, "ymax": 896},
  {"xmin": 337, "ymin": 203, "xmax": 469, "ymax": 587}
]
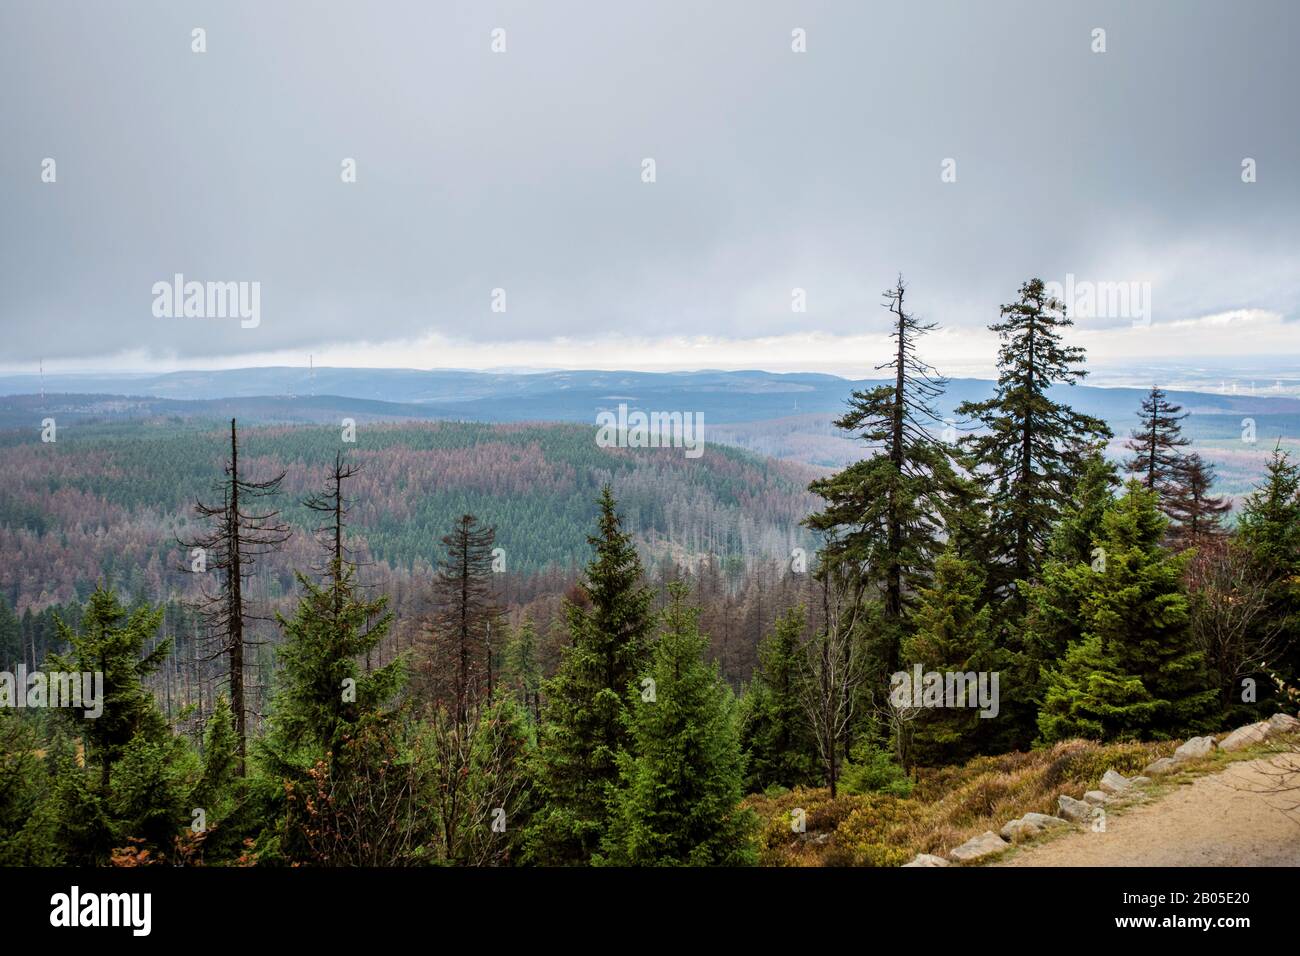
[
  {"xmin": 424, "ymin": 514, "xmax": 500, "ymax": 724},
  {"xmin": 598, "ymin": 583, "xmax": 756, "ymax": 866},
  {"xmin": 47, "ymin": 587, "xmax": 170, "ymax": 790},
  {"xmin": 806, "ymin": 276, "xmax": 960, "ymax": 674},
  {"xmin": 1123, "ymin": 385, "xmax": 1190, "ymax": 494},
  {"xmin": 1165, "ymin": 453, "xmax": 1231, "ymax": 547},
  {"xmin": 1037, "ymin": 482, "xmax": 1217, "ymax": 742},
  {"xmin": 0, "ymin": 594, "xmax": 20, "ymax": 670},
  {"xmin": 502, "ymin": 616, "xmax": 543, "ymax": 725},
  {"xmin": 264, "ymin": 461, "xmax": 402, "ymax": 768},
  {"xmin": 957, "ymin": 279, "xmax": 1111, "ymax": 600},
  {"xmin": 1236, "ymin": 445, "xmax": 1300, "ymax": 683},
  {"xmin": 740, "ymin": 605, "xmax": 817, "ymax": 792},
  {"xmin": 529, "ymin": 485, "xmax": 656, "ymax": 864},
  {"xmin": 899, "ymin": 548, "xmax": 998, "ymax": 765}
]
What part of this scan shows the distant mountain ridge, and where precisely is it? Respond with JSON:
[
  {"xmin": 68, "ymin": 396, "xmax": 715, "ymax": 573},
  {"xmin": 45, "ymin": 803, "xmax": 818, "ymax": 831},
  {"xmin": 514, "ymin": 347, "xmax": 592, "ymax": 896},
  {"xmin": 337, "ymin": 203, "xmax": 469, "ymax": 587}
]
[{"xmin": 1, "ymin": 367, "xmax": 1296, "ymax": 493}]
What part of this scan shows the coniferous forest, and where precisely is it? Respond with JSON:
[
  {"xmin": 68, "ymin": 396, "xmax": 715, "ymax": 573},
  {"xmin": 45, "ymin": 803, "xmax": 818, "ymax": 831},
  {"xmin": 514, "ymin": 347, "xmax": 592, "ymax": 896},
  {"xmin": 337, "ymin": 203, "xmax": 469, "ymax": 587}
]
[{"xmin": 3, "ymin": 276, "xmax": 1297, "ymax": 870}]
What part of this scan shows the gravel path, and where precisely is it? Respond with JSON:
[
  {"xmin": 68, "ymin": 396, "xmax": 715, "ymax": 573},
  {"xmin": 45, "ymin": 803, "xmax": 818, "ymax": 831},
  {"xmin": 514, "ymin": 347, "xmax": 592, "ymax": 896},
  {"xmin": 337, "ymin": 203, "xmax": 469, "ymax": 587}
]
[{"xmin": 995, "ymin": 752, "xmax": 1300, "ymax": 866}]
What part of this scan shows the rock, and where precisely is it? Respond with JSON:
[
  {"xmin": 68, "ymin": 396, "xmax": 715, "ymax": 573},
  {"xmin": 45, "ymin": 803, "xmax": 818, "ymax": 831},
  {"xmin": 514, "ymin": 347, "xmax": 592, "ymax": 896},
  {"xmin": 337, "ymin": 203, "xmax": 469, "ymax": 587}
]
[
  {"xmin": 1143, "ymin": 757, "xmax": 1178, "ymax": 776},
  {"xmin": 1083, "ymin": 790, "xmax": 1109, "ymax": 806},
  {"xmin": 947, "ymin": 830, "xmax": 1009, "ymax": 863},
  {"xmin": 1266, "ymin": 712, "xmax": 1300, "ymax": 735},
  {"xmin": 902, "ymin": 853, "xmax": 950, "ymax": 867},
  {"xmin": 1100, "ymin": 769, "xmax": 1131, "ymax": 793},
  {"xmin": 1001, "ymin": 812, "xmax": 1071, "ymax": 843},
  {"xmin": 1058, "ymin": 794, "xmax": 1094, "ymax": 824},
  {"xmin": 1173, "ymin": 735, "xmax": 1217, "ymax": 762},
  {"xmin": 1129, "ymin": 776, "xmax": 1151, "ymax": 787},
  {"xmin": 1219, "ymin": 721, "xmax": 1270, "ymax": 752}
]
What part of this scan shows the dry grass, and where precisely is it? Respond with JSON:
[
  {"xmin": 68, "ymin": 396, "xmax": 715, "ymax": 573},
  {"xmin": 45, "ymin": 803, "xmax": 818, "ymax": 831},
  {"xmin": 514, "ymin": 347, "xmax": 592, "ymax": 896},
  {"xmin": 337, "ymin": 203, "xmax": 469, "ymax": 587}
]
[{"xmin": 745, "ymin": 738, "xmax": 1177, "ymax": 866}]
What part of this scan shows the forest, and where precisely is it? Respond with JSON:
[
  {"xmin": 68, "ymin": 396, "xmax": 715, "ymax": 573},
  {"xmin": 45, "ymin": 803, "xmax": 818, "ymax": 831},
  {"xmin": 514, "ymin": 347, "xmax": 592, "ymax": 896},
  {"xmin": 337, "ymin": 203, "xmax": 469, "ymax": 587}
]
[{"xmin": 1, "ymin": 276, "xmax": 1298, "ymax": 867}]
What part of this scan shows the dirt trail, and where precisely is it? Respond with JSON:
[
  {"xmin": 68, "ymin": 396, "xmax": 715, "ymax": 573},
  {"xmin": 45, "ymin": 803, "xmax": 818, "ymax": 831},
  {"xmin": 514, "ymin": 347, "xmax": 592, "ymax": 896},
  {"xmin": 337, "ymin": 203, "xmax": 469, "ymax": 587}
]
[{"xmin": 995, "ymin": 752, "xmax": 1300, "ymax": 866}]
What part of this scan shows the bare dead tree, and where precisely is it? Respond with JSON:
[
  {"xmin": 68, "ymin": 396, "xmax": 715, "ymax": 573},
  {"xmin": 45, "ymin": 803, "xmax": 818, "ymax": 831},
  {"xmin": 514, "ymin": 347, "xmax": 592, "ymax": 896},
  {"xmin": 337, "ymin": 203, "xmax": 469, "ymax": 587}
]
[
  {"xmin": 798, "ymin": 555, "xmax": 869, "ymax": 797},
  {"xmin": 179, "ymin": 418, "xmax": 290, "ymax": 775}
]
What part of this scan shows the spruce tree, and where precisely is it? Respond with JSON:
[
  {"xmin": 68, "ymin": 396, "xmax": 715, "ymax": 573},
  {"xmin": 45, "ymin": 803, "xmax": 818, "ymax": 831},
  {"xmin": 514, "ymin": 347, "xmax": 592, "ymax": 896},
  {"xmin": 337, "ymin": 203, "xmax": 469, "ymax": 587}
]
[
  {"xmin": 0, "ymin": 594, "xmax": 20, "ymax": 670},
  {"xmin": 957, "ymin": 279, "xmax": 1110, "ymax": 600},
  {"xmin": 1237, "ymin": 445, "xmax": 1300, "ymax": 682},
  {"xmin": 806, "ymin": 276, "xmax": 960, "ymax": 674},
  {"xmin": 740, "ymin": 605, "xmax": 817, "ymax": 791},
  {"xmin": 1165, "ymin": 453, "xmax": 1231, "ymax": 547},
  {"xmin": 502, "ymin": 616, "xmax": 543, "ymax": 725},
  {"xmin": 424, "ymin": 514, "xmax": 500, "ymax": 724},
  {"xmin": 264, "ymin": 462, "xmax": 402, "ymax": 769},
  {"xmin": 598, "ymin": 583, "xmax": 755, "ymax": 866},
  {"xmin": 1123, "ymin": 385, "xmax": 1190, "ymax": 494},
  {"xmin": 899, "ymin": 548, "xmax": 998, "ymax": 765},
  {"xmin": 47, "ymin": 587, "xmax": 170, "ymax": 790},
  {"xmin": 1037, "ymin": 482, "xmax": 1217, "ymax": 742},
  {"xmin": 529, "ymin": 485, "xmax": 655, "ymax": 864}
]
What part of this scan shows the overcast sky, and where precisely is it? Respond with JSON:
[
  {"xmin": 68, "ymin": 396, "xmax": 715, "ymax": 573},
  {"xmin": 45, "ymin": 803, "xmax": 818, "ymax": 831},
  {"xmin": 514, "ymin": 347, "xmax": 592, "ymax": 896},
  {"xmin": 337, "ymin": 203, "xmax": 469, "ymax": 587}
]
[{"xmin": 2, "ymin": 0, "xmax": 1297, "ymax": 377}]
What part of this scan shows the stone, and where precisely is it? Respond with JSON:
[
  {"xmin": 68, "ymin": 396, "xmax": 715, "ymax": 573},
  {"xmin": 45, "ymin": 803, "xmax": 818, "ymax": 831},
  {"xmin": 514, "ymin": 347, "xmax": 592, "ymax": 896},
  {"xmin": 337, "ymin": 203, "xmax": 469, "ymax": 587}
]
[
  {"xmin": 1000, "ymin": 812, "xmax": 1072, "ymax": 843},
  {"xmin": 1143, "ymin": 757, "xmax": 1178, "ymax": 776},
  {"xmin": 1129, "ymin": 776, "xmax": 1151, "ymax": 787},
  {"xmin": 1266, "ymin": 712, "xmax": 1300, "ymax": 735},
  {"xmin": 902, "ymin": 853, "xmax": 950, "ymax": 867},
  {"xmin": 947, "ymin": 830, "xmax": 1009, "ymax": 863},
  {"xmin": 1083, "ymin": 790, "xmax": 1109, "ymax": 806},
  {"xmin": 1058, "ymin": 794, "xmax": 1094, "ymax": 824},
  {"xmin": 1099, "ymin": 769, "xmax": 1130, "ymax": 793},
  {"xmin": 1219, "ymin": 721, "xmax": 1270, "ymax": 752},
  {"xmin": 1173, "ymin": 736, "xmax": 1217, "ymax": 761}
]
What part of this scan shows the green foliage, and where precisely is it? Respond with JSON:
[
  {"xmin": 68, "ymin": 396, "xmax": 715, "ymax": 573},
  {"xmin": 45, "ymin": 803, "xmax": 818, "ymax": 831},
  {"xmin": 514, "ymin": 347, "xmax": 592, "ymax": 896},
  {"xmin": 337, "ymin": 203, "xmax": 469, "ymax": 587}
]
[
  {"xmin": 1038, "ymin": 482, "xmax": 1217, "ymax": 742},
  {"xmin": 740, "ymin": 606, "xmax": 818, "ymax": 792},
  {"xmin": 1237, "ymin": 445, "xmax": 1300, "ymax": 681},
  {"xmin": 46, "ymin": 586, "xmax": 170, "ymax": 789},
  {"xmin": 263, "ymin": 563, "xmax": 403, "ymax": 772},
  {"xmin": 839, "ymin": 738, "xmax": 913, "ymax": 798},
  {"xmin": 900, "ymin": 549, "xmax": 1000, "ymax": 764},
  {"xmin": 502, "ymin": 616, "xmax": 543, "ymax": 725},
  {"xmin": 530, "ymin": 486, "xmax": 656, "ymax": 864},
  {"xmin": 598, "ymin": 584, "xmax": 756, "ymax": 866},
  {"xmin": 957, "ymin": 278, "xmax": 1111, "ymax": 598}
]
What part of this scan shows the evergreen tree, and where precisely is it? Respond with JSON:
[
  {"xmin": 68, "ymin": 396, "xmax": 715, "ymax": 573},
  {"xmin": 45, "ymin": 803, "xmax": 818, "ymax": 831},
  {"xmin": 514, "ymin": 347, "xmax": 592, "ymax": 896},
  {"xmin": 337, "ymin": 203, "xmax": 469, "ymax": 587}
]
[
  {"xmin": 740, "ymin": 605, "xmax": 817, "ymax": 791},
  {"xmin": 806, "ymin": 276, "xmax": 960, "ymax": 674},
  {"xmin": 1236, "ymin": 445, "xmax": 1300, "ymax": 682},
  {"xmin": 424, "ymin": 514, "xmax": 500, "ymax": 724},
  {"xmin": 0, "ymin": 594, "xmax": 20, "ymax": 669},
  {"xmin": 1165, "ymin": 453, "xmax": 1231, "ymax": 547},
  {"xmin": 598, "ymin": 583, "xmax": 755, "ymax": 866},
  {"xmin": 957, "ymin": 279, "xmax": 1111, "ymax": 600},
  {"xmin": 47, "ymin": 587, "xmax": 170, "ymax": 790},
  {"xmin": 1123, "ymin": 385, "xmax": 1190, "ymax": 494},
  {"xmin": 264, "ymin": 460, "xmax": 402, "ymax": 769},
  {"xmin": 899, "ymin": 548, "xmax": 998, "ymax": 765},
  {"xmin": 529, "ymin": 486, "xmax": 656, "ymax": 864},
  {"xmin": 503, "ymin": 616, "xmax": 543, "ymax": 725},
  {"xmin": 1038, "ymin": 482, "xmax": 1217, "ymax": 742}
]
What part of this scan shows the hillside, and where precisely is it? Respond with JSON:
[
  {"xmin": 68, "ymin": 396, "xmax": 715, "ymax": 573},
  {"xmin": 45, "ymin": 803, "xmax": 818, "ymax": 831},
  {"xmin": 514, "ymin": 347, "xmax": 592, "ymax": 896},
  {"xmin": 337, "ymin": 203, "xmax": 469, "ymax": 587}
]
[
  {"xmin": 0, "ymin": 418, "xmax": 819, "ymax": 614},
  {"xmin": 2, "ymin": 368, "xmax": 1296, "ymax": 491}
]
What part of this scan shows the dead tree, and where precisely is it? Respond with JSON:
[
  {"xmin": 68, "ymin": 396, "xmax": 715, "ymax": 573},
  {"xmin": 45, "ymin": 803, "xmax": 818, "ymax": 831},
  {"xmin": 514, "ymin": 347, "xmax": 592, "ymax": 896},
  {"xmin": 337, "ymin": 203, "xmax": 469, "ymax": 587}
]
[
  {"xmin": 180, "ymin": 418, "xmax": 290, "ymax": 775},
  {"xmin": 798, "ymin": 556, "xmax": 868, "ymax": 797}
]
